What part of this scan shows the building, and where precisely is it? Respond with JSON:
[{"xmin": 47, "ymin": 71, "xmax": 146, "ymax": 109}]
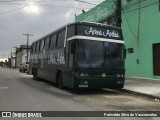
[
  {"xmin": 16, "ymin": 45, "xmax": 31, "ymax": 68},
  {"xmin": 10, "ymin": 56, "xmax": 16, "ymax": 68},
  {"xmin": 75, "ymin": 0, "xmax": 160, "ymax": 80}
]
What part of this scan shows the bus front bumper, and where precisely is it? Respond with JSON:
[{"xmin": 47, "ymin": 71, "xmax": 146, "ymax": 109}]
[{"xmin": 73, "ymin": 77, "xmax": 125, "ymax": 89}]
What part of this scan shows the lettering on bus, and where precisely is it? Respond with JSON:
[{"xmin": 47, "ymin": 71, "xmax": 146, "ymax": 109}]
[
  {"xmin": 85, "ymin": 27, "xmax": 119, "ymax": 38},
  {"xmin": 48, "ymin": 52, "xmax": 65, "ymax": 65}
]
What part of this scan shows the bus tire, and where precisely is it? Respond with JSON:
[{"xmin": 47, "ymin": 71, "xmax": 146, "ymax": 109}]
[
  {"xmin": 115, "ymin": 84, "xmax": 124, "ymax": 90},
  {"xmin": 23, "ymin": 68, "xmax": 25, "ymax": 73},
  {"xmin": 57, "ymin": 73, "xmax": 64, "ymax": 89},
  {"xmin": 33, "ymin": 69, "xmax": 38, "ymax": 80}
]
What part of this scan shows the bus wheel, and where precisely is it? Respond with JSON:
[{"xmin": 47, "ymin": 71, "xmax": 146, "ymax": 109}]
[
  {"xmin": 33, "ymin": 69, "xmax": 38, "ymax": 80},
  {"xmin": 114, "ymin": 84, "xmax": 124, "ymax": 90},
  {"xmin": 23, "ymin": 68, "xmax": 25, "ymax": 73},
  {"xmin": 57, "ymin": 73, "xmax": 64, "ymax": 89}
]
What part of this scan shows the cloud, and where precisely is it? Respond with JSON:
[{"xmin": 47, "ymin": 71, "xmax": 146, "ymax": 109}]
[{"xmin": 0, "ymin": 0, "xmax": 104, "ymax": 59}]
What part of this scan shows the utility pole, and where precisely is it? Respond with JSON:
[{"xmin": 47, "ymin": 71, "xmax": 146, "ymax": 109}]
[
  {"xmin": 23, "ymin": 34, "xmax": 33, "ymax": 62},
  {"xmin": 13, "ymin": 46, "xmax": 19, "ymax": 68},
  {"xmin": 115, "ymin": 0, "xmax": 122, "ymax": 28}
]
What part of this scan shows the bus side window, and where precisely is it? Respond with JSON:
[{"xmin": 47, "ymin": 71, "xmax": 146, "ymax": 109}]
[
  {"xmin": 40, "ymin": 40, "xmax": 44, "ymax": 51},
  {"xmin": 31, "ymin": 45, "xmax": 33, "ymax": 52},
  {"xmin": 39, "ymin": 41, "xmax": 41, "ymax": 51},
  {"xmin": 70, "ymin": 41, "xmax": 76, "ymax": 54},
  {"xmin": 33, "ymin": 43, "xmax": 36, "ymax": 52},
  {"xmin": 43, "ymin": 39, "xmax": 46, "ymax": 49},
  {"xmin": 48, "ymin": 36, "xmax": 52, "ymax": 49},
  {"xmin": 50, "ymin": 34, "xmax": 57, "ymax": 48},
  {"xmin": 67, "ymin": 25, "xmax": 75, "ymax": 39},
  {"xmin": 36, "ymin": 42, "xmax": 40, "ymax": 52},
  {"xmin": 44, "ymin": 37, "xmax": 50, "ymax": 49},
  {"xmin": 57, "ymin": 30, "xmax": 65, "ymax": 47}
]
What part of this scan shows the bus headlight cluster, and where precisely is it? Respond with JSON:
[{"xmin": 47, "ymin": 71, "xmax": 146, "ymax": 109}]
[
  {"xmin": 75, "ymin": 72, "xmax": 88, "ymax": 77},
  {"xmin": 117, "ymin": 74, "xmax": 124, "ymax": 77},
  {"xmin": 75, "ymin": 72, "xmax": 79, "ymax": 77}
]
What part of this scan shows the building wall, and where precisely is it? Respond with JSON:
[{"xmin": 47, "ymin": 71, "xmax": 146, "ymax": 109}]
[
  {"xmin": 75, "ymin": 0, "xmax": 115, "ymax": 22},
  {"xmin": 16, "ymin": 50, "xmax": 23, "ymax": 68},
  {"xmin": 75, "ymin": 0, "xmax": 160, "ymax": 80},
  {"xmin": 16, "ymin": 49, "xmax": 30, "ymax": 68},
  {"xmin": 11, "ymin": 57, "xmax": 15, "ymax": 68},
  {"xmin": 122, "ymin": 0, "xmax": 160, "ymax": 79}
]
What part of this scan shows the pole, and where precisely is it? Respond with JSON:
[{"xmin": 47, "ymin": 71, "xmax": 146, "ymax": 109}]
[
  {"xmin": 116, "ymin": 0, "xmax": 122, "ymax": 28},
  {"xmin": 23, "ymin": 34, "xmax": 33, "ymax": 62}
]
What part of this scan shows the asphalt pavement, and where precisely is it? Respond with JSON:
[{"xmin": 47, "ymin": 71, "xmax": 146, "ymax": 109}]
[{"xmin": 0, "ymin": 67, "xmax": 160, "ymax": 120}]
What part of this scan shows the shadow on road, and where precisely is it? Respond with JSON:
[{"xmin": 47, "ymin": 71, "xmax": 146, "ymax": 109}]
[{"xmin": 26, "ymin": 77, "xmax": 122, "ymax": 96}]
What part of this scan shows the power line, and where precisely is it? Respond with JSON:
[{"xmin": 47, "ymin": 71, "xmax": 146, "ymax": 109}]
[
  {"xmin": 0, "ymin": 0, "xmax": 158, "ymax": 16},
  {"xmin": 122, "ymin": 0, "xmax": 147, "ymax": 9},
  {"xmin": 0, "ymin": 0, "xmax": 114, "ymax": 15},
  {"xmin": 0, "ymin": 0, "xmax": 26, "ymax": 3},
  {"xmin": 75, "ymin": 0, "xmax": 101, "ymax": 5},
  {"xmin": 0, "ymin": 0, "xmax": 45, "ymax": 15},
  {"xmin": 75, "ymin": 0, "xmax": 114, "ymax": 9},
  {"xmin": 0, "ymin": 2, "xmax": 94, "ymax": 10},
  {"xmin": 122, "ymin": 1, "xmax": 158, "ymax": 14},
  {"xmin": 123, "ymin": 13, "xmax": 137, "ymax": 39}
]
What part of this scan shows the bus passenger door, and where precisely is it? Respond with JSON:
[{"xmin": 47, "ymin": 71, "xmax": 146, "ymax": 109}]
[{"xmin": 63, "ymin": 41, "xmax": 75, "ymax": 88}]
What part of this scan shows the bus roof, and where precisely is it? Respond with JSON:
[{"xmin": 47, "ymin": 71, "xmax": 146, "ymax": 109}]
[{"xmin": 31, "ymin": 22, "xmax": 121, "ymax": 45}]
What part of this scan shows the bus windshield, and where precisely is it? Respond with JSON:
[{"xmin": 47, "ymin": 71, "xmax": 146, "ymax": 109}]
[{"xmin": 76, "ymin": 40, "xmax": 124, "ymax": 69}]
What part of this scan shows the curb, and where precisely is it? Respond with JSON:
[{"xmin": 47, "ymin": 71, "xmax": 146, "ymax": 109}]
[
  {"xmin": 120, "ymin": 89, "xmax": 160, "ymax": 101},
  {"xmin": 126, "ymin": 77, "xmax": 160, "ymax": 84}
]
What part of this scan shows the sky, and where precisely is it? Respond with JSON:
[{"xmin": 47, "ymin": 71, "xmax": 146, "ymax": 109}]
[{"xmin": 0, "ymin": 0, "xmax": 104, "ymax": 61}]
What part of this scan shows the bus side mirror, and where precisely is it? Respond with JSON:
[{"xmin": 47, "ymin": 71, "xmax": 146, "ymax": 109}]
[{"xmin": 70, "ymin": 42, "xmax": 76, "ymax": 54}]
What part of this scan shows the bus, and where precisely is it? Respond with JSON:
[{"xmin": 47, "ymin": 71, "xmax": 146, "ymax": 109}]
[{"xmin": 29, "ymin": 22, "xmax": 125, "ymax": 89}]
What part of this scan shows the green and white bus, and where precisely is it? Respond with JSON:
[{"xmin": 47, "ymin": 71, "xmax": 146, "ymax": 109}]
[{"xmin": 30, "ymin": 22, "xmax": 125, "ymax": 89}]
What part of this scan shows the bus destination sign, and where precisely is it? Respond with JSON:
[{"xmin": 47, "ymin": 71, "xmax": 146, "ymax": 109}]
[{"xmin": 77, "ymin": 25, "xmax": 123, "ymax": 40}]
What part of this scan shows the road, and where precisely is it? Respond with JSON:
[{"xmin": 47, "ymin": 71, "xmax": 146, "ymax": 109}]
[{"xmin": 0, "ymin": 67, "xmax": 160, "ymax": 120}]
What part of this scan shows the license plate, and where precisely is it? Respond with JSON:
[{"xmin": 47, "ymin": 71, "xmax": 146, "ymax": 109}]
[{"xmin": 79, "ymin": 85, "xmax": 88, "ymax": 88}]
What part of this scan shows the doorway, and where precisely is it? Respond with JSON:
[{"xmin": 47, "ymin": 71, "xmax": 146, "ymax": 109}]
[{"xmin": 153, "ymin": 43, "xmax": 160, "ymax": 76}]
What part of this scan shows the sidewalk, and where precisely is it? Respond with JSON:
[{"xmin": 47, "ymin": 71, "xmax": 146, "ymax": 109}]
[{"xmin": 124, "ymin": 77, "xmax": 160, "ymax": 98}]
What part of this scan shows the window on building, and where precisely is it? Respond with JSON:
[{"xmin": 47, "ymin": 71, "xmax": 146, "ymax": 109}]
[{"xmin": 128, "ymin": 48, "xmax": 134, "ymax": 53}]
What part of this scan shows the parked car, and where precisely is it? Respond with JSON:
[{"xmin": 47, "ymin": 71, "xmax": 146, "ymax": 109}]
[{"xmin": 19, "ymin": 62, "xmax": 30, "ymax": 73}]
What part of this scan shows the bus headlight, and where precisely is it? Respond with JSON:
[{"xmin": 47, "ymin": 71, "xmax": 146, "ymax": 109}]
[
  {"xmin": 117, "ymin": 74, "xmax": 124, "ymax": 77},
  {"xmin": 80, "ymin": 73, "xmax": 85, "ymax": 77},
  {"xmin": 117, "ymin": 74, "xmax": 121, "ymax": 77},
  {"xmin": 75, "ymin": 72, "xmax": 79, "ymax": 77},
  {"xmin": 75, "ymin": 72, "xmax": 88, "ymax": 77},
  {"xmin": 85, "ymin": 73, "xmax": 88, "ymax": 77}
]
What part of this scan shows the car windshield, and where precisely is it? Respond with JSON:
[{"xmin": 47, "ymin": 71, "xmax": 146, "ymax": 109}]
[{"xmin": 76, "ymin": 40, "xmax": 124, "ymax": 69}]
